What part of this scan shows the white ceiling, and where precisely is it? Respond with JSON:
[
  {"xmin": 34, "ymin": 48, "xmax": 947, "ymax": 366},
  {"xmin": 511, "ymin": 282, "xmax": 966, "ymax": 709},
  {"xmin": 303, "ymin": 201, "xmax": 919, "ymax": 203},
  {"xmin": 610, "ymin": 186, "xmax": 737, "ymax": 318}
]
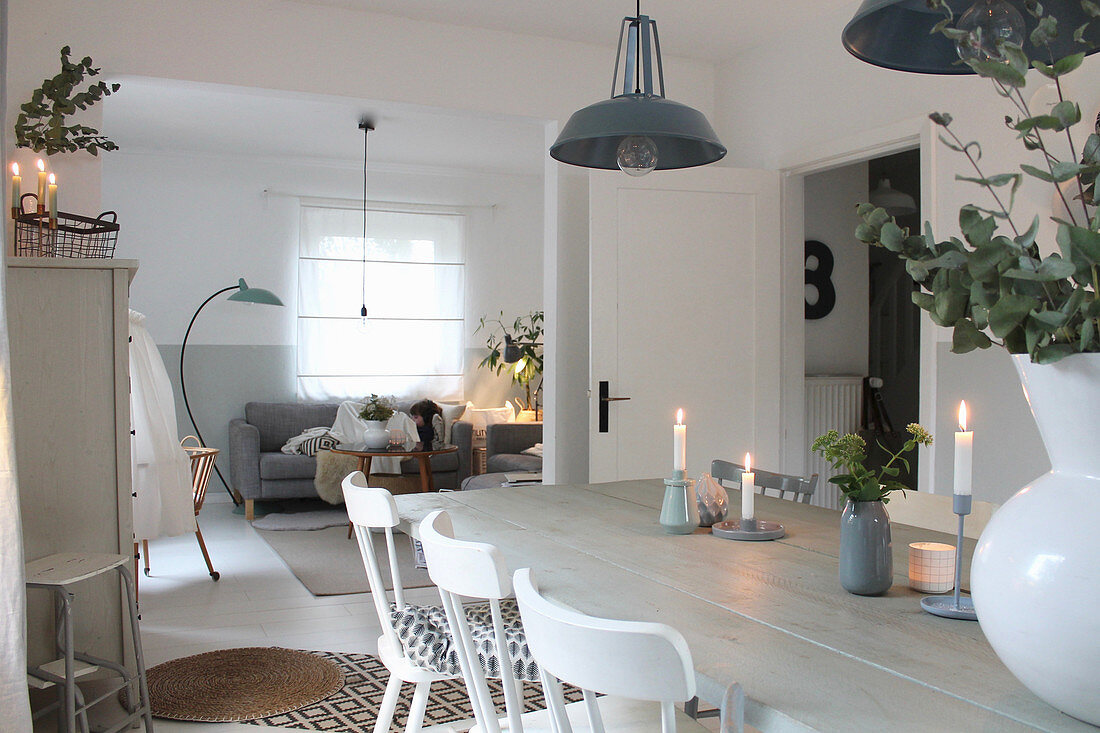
[
  {"xmin": 102, "ymin": 78, "xmax": 548, "ymax": 177},
  {"xmin": 289, "ymin": 0, "xmax": 856, "ymax": 64}
]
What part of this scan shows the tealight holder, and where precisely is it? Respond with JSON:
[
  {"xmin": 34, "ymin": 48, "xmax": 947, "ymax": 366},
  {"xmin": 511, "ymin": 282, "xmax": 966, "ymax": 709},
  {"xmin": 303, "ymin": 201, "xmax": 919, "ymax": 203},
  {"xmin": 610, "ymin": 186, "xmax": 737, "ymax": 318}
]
[
  {"xmin": 659, "ymin": 470, "xmax": 699, "ymax": 534},
  {"xmin": 920, "ymin": 494, "xmax": 978, "ymax": 620},
  {"xmin": 909, "ymin": 542, "xmax": 955, "ymax": 593}
]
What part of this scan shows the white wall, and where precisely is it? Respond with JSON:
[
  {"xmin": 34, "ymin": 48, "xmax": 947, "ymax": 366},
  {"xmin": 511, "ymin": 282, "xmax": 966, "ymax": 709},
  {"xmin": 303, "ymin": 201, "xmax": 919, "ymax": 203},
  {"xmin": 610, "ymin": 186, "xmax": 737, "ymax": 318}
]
[
  {"xmin": 803, "ymin": 163, "xmax": 868, "ymax": 376},
  {"xmin": 715, "ymin": 1, "xmax": 1100, "ymax": 501}
]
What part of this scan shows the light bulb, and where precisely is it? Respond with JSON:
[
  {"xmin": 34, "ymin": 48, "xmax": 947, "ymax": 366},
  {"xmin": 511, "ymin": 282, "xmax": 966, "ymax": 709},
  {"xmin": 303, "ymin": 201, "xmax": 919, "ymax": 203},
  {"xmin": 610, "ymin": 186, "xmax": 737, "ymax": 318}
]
[
  {"xmin": 955, "ymin": 0, "xmax": 1025, "ymax": 63},
  {"xmin": 616, "ymin": 136, "xmax": 658, "ymax": 177}
]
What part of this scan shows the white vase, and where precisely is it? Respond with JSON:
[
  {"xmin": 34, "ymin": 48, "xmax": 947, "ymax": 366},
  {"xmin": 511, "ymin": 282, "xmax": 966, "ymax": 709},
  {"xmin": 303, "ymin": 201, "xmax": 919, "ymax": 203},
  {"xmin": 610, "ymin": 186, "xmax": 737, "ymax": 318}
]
[
  {"xmin": 361, "ymin": 420, "xmax": 390, "ymax": 450},
  {"xmin": 970, "ymin": 353, "xmax": 1100, "ymax": 725}
]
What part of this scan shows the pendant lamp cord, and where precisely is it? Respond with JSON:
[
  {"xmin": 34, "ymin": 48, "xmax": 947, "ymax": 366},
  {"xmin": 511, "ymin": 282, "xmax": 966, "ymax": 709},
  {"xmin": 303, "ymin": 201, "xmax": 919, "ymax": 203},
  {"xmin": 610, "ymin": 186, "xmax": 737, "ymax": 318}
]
[
  {"xmin": 635, "ymin": 0, "xmax": 642, "ymax": 94},
  {"xmin": 361, "ymin": 124, "xmax": 368, "ymax": 314}
]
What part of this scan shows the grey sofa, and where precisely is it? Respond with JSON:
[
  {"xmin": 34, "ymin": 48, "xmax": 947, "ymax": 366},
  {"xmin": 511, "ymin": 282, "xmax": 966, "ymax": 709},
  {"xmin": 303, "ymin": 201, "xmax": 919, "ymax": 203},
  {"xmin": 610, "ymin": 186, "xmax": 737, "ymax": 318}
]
[
  {"xmin": 486, "ymin": 422, "xmax": 542, "ymax": 473},
  {"xmin": 229, "ymin": 401, "xmax": 472, "ymax": 519}
]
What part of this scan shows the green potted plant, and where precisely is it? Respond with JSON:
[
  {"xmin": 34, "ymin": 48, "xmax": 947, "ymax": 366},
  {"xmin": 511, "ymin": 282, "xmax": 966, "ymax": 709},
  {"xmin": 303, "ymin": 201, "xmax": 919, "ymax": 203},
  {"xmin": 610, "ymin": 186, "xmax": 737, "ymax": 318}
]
[
  {"xmin": 853, "ymin": 2, "xmax": 1100, "ymax": 720},
  {"xmin": 813, "ymin": 424, "xmax": 933, "ymax": 595},
  {"xmin": 15, "ymin": 46, "xmax": 120, "ymax": 156},
  {"xmin": 475, "ymin": 310, "xmax": 544, "ymax": 419},
  {"xmin": 357, "ymin": 394, "xmax": 395, "ymax": 449}
]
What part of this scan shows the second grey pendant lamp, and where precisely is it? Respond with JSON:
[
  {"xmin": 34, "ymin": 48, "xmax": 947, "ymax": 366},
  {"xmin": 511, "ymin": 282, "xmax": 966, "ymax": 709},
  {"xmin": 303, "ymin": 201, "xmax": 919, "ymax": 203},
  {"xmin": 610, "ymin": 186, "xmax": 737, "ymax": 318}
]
[{"xmin": 550, "ymin": 1, "xmax": 726, "ymax": 175}]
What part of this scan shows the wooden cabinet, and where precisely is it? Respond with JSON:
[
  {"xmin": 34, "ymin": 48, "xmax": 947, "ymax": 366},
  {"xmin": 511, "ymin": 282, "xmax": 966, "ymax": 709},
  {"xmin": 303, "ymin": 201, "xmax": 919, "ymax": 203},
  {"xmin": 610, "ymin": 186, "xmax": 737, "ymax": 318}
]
[{"xmin": 6, "ymin": 257, "xmax": 137, "ymax": 666}]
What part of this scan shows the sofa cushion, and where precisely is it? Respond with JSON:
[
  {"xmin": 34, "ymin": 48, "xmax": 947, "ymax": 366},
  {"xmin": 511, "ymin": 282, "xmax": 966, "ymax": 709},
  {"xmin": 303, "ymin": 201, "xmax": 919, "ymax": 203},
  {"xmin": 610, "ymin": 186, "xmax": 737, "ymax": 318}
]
[
  {"xmin": 487, "ymin": 453, "xmax": 542, "ymax": 473},
  {"xmin": 259, "ymin": 452, "xmax": 318, "ymax": 481},
  {"xmin": 246, "ymin": 402, "xmax": 341, "ymax": 453}
]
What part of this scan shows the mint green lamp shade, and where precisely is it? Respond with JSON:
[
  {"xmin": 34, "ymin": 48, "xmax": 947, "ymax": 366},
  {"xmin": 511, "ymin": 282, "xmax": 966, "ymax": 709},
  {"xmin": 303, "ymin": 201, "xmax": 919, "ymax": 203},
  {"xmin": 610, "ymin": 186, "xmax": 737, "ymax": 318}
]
[{"xmin": 226, "ymin": 278, "xmax": 284, "ymax": 306}]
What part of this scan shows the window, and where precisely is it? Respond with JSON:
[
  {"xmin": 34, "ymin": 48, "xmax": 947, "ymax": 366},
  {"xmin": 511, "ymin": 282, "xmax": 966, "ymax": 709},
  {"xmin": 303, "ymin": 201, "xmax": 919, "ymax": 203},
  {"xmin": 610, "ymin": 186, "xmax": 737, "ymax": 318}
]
[{"xmin": 297, "ymin": 200, "xmax": 466, "ymax": 401}]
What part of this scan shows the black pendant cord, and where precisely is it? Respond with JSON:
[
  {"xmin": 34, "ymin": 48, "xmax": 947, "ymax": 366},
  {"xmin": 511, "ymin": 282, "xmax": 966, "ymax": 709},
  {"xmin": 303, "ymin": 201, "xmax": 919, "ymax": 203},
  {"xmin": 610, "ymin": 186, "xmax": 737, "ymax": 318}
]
[
  {"xmin": 635, "ymin": 0, "xmax": 642, "ymax": 94},
  {"xmin": 180, "ymin": 285, "xmax": 239, "ymax": 503}
]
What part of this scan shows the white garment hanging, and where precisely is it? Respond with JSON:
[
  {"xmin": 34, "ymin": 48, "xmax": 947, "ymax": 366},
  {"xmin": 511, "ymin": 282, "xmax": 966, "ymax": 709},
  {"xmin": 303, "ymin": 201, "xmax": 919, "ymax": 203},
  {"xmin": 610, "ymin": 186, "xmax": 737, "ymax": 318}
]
[{"xmin": 129, "ymin": 310, "xmax": 196, "ymax": 539}]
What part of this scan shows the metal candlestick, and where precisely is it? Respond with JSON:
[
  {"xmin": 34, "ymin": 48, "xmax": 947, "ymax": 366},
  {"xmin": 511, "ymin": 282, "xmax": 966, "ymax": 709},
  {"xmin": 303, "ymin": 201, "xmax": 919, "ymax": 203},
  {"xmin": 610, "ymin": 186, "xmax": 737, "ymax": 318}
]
[{"xmin": 920, "ymin": 494, "xmax": 978, "ymax": 620}]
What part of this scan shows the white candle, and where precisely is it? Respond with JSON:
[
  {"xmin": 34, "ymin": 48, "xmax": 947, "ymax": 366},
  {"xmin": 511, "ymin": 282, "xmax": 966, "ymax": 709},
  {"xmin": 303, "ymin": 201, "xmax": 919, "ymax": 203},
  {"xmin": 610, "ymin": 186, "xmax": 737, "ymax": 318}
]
[
  {"xmin": 11, "ymin": 163, "xmax": 20, "ymax": 210},
  {"xmin": 673, "ymin": 409, "xmax": 686, "ymax": 471},
  {"xmin": 35, "ymin": 159, "xmax": 46, "ymax": 205},
  {"xmin": 47, "ymin": 173, "xmax": 57, "ymax": 222},
  {"xmin": 954, "ymin": 401, "xmax": 973, "ymax": 496},
  {"xmin": 741, "ymin": 452, "xmax": 755, "ymax": 521}
]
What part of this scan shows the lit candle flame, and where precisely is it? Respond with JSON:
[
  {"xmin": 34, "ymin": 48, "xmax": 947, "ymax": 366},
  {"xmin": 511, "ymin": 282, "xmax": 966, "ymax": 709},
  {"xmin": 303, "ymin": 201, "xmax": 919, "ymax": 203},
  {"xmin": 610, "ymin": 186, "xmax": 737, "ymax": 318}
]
[
  {"xmin": 48, "ymin": 173, "xmax": 55, "ymax": 185},
  {"xmin": 36, "ymin": 159, "xmax": 44, "ymax": 172},
  {"xmin": 676, "ymin": 408, "xmax": 683, "ymax": 425},
  {"xmin": 958, "ymin": 400, "xmax": 968, "ymax": 432},
  {"xmin": 11, "ymin": 163, "xmax": 18, "ymax": 176},
  {"xmin": 744, "ymin": 452, "xmax": 752, "ymax": 473}
]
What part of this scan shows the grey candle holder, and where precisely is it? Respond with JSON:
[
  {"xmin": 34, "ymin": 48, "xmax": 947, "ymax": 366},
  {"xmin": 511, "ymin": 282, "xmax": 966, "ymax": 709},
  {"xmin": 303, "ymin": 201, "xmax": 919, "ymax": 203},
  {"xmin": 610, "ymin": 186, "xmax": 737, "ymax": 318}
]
[
  {"xmin": 921, "ymin": 494, "xmax": 978, "ymax": 621},
  {"xmin": 711, "ymin": 517, "xmax": 786, "ymax": 541}
]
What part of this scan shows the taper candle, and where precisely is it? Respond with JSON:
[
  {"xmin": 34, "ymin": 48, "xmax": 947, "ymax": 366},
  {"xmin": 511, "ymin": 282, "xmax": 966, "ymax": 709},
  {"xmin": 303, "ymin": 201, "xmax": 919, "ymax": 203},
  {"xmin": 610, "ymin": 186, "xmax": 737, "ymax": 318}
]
[
  {"xmin": 47, "ymin": 174, "xmax": 57, "ymax": 222},
  {"xmin": 35, "ymin": 159, "xmax": 46, "ymax": 204},
  {"xmin": 741, "ymin": 452, "xmax": 755, "ymax": 520},
  {"xmin": 11, "ymin": 163, "xmax": 20, "ymax": 209},
  {"xmin": 954, "ymin": 401, "xmax": 973, "ymax": 496},
  {"xmin": 673, "ymin": 409, "xmax": 686, "ymax": 472}
]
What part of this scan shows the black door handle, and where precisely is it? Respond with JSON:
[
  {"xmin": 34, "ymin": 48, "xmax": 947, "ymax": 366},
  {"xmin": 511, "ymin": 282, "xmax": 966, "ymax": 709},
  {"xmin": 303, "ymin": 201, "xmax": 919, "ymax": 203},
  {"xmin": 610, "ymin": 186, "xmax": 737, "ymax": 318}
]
[{"xmin": 598, "ymin": 381, "xmax": 631, "ymax": 433}]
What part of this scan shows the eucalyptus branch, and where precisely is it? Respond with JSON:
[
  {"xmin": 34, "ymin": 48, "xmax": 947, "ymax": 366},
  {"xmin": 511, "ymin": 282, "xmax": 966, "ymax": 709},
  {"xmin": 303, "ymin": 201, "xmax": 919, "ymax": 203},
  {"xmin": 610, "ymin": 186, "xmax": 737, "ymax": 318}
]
[
  {"xmin": 1053, "ymin": 76, "xmax": 1092, "ymax": 223},
  {"xmin": 942, "ymin": 125, "xmax": 1020, "ymax": 236},
  {"xmin": 1008, "ymin": 86, "xmax": 1079, "ymax": 228}
]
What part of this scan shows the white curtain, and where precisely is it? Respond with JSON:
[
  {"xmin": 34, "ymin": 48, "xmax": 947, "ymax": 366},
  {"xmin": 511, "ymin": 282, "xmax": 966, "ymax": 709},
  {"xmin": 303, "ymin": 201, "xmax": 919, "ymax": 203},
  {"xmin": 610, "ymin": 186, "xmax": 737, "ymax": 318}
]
[
  {"xmin": 130, "ymin": 310, "xmax": 196, "ymax": 539},
  {"xmin": 0, "ymin": 0, "xmax": 34, "ymax": 722}
]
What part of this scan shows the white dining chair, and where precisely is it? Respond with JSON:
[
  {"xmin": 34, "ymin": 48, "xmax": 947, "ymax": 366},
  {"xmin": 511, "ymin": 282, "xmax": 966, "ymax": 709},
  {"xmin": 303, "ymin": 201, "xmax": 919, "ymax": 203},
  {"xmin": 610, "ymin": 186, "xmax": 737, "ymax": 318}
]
[
  {"xmin": 512, "ymin": 567, "xmax": 743, "ymax": 733},
  {"xmin": 417, "ymin": 509, "xmax": 529, "ymax": 733},
  {"xmin": 343, "ymin": 472, "xmax": 459, "ymax": 733}
]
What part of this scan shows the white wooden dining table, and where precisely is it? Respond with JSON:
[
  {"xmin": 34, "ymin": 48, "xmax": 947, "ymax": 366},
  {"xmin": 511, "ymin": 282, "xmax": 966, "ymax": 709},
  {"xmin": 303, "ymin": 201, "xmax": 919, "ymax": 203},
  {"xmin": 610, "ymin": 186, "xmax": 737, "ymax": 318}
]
[{"xmin": 392, "ymin": 479, "xmax": 1095, "ymax": 732}]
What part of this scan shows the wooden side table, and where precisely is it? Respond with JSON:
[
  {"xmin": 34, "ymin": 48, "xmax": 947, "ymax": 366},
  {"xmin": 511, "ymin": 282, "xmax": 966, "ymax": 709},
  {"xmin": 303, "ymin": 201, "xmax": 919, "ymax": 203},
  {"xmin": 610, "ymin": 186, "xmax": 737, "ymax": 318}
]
[{"xmin": 330, "ymin": 444, "xmax": 459, "ymax": 494}]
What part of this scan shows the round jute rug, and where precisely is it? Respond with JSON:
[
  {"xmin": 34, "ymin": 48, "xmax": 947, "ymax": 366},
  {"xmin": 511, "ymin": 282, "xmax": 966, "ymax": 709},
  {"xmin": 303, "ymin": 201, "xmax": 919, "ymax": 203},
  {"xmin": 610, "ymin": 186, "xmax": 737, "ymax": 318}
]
[{"xmin": 140, "ymin": 647, "xmax": 344, "ymax": 722}]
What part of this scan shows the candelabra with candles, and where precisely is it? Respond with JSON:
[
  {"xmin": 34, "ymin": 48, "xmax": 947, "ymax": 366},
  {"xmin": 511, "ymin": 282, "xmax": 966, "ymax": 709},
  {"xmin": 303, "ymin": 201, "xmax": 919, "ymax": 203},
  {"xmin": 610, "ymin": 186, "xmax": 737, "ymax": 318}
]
[
  {"xmin": 921, "ymin": 401, "xmax": 978, "ymax": 621},
  {"xmin": 712, "ymin": 453, "xmax": 786, "ymax": 541}
]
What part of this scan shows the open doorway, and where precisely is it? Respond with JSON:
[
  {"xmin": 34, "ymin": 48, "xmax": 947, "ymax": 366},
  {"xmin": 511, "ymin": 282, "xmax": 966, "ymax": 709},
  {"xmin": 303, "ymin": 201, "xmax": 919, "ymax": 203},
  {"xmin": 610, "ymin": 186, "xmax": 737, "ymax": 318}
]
[{"xmin": 801, "ymin": 146, "xmax": 922, "ymax": 504}]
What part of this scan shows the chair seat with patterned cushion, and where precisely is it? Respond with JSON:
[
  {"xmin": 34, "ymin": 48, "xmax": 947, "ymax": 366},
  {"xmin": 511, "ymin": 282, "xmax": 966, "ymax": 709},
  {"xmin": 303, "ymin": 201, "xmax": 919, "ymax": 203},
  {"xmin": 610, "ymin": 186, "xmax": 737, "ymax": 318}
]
[{"xmin": 391, "ymin": 598, "xmax": 540, "ymax": 682}]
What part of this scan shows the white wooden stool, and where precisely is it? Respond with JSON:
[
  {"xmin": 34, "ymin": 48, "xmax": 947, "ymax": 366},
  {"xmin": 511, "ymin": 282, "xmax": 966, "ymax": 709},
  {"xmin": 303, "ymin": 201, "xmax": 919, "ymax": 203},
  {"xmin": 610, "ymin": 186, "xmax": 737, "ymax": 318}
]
[{"xmin": 25, "ymin": 553, "xmax": 153, "ymax": 733}]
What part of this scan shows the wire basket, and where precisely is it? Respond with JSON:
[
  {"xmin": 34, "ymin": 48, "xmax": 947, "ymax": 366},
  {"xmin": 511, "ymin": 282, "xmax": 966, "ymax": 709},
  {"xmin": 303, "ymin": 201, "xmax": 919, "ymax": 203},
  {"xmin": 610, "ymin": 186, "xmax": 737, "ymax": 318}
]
[{"xmin": 14, "ymin": 193, "xmax": 119, "ymax": 258}]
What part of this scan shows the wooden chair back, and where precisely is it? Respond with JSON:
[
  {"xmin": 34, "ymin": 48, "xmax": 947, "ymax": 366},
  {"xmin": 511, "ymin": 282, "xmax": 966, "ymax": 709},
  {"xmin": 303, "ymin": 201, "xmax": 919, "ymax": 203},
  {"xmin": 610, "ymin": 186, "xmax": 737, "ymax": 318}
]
[
  {"xmin": 342, "ymin": 471, "xmax": 408, "ymax": 655},
  {"xmin": 419, "ymin": 509, "xmax": 523, "ymax": 733},
  {"xmin": 181, "ymin": 435, "xmax": 219, "ymax": 515},
  {"xmin": 886, "ymin": 490, "xmax": 998, "ymax": 539},
  {"xmin": 711, "ymin": 459, "xmax": 818, "ymax": 504}
]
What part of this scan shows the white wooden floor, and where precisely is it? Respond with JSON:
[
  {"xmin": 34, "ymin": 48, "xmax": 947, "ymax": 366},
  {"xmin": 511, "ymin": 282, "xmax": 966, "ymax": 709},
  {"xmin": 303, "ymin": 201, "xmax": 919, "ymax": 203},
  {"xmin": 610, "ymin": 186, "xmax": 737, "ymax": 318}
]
[{"xmin": 126, "ymin": 499, "xmax": 723, "ymax": 733}]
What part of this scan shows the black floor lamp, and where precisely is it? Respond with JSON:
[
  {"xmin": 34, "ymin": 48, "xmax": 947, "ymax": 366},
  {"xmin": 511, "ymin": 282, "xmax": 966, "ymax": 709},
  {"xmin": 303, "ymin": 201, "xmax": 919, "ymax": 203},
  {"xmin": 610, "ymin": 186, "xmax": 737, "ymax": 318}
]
[{"xmin": 181, "ymin": 277, "xmax": 283, "ymax": 503}]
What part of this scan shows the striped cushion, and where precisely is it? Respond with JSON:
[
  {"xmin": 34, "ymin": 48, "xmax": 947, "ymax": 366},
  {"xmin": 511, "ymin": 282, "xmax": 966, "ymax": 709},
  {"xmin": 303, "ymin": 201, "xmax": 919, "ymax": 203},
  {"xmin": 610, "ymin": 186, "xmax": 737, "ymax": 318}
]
[{"xmin": 299, "ymin": 433, "xmax": 338, "ymax": 456}]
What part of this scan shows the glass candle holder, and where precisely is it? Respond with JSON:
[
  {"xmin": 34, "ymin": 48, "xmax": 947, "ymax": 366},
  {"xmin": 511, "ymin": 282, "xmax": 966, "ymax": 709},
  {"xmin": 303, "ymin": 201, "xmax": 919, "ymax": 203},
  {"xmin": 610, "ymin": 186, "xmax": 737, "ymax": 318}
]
[{"xmin": 909, "ymin": 541, "xmax": 956, "ymax": 593}]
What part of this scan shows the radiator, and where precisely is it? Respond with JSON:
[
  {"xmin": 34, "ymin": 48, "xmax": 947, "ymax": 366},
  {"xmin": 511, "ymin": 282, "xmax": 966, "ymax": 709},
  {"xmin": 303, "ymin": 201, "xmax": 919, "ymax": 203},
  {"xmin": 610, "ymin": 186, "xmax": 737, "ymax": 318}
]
[{"xmin": 805, "ymin": 376, "xmax": 863, "ymax": 510}]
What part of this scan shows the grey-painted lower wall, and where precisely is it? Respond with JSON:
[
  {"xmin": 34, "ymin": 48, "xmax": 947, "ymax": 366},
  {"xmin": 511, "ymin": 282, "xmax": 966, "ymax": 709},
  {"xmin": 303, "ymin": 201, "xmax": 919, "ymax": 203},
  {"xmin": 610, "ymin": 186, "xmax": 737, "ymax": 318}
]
[
  {"xmin": 933, "ymin": 343, "xmax": 1048, "ymax": 505},
  {"xmin": 159, "ymin": 344, "xmax": 533, "ymax": 502}
]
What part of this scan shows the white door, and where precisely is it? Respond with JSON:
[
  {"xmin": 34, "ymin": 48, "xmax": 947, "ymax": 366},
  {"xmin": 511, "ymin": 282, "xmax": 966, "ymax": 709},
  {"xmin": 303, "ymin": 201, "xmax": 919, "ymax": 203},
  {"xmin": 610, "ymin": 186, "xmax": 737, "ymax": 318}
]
[{"xmin": 589, "ymin": 166, "xmax": 782, "ymax": 482}]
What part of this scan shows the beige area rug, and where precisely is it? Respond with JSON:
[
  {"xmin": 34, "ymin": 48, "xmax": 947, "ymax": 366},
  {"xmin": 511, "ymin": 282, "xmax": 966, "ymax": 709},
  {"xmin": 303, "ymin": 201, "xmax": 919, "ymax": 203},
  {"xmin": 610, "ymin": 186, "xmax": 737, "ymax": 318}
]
[
  {"xmin": 135, "ymin": 647, "xmax": 344, "ymax": 722},
  {"xmin": 254, "ymin": 511, "xmax": 431, "ymax": 596}
]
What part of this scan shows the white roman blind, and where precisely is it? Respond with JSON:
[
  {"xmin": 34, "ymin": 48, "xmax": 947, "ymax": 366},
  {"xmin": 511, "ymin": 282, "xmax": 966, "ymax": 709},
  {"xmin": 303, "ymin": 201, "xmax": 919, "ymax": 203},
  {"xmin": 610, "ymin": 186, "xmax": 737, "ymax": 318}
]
[{"xmin": 297, "ymin": 201, "xmax": 466, "ymax": 401}]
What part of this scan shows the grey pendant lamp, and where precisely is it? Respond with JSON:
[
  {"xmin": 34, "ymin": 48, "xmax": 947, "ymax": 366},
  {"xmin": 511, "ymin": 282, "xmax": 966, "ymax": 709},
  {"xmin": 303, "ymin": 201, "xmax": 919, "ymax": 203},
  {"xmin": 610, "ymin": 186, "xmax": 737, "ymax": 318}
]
[
  {"xmin": 550, "ymin": 2, "xmax": 726, "ymax": 175},
  {"xmin": 842, "ymin": 0, "xmax": 1100, "ymax": 74}
]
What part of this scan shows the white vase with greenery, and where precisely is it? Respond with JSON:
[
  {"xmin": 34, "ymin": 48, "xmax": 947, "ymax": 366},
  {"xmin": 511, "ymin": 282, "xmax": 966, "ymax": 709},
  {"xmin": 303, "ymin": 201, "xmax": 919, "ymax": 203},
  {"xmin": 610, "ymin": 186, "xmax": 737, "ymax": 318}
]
[{"xmin": 855, "ymin": 3, "xmax": 1100, "ymax": 722}]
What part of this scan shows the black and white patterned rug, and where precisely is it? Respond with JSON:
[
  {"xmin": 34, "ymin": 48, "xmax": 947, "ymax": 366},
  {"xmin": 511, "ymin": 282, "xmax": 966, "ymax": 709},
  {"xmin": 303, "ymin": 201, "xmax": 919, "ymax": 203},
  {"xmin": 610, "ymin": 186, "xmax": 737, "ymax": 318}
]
[{"xmin": 243, "ymin": 650, "xmax": 582, "ymax": 732}]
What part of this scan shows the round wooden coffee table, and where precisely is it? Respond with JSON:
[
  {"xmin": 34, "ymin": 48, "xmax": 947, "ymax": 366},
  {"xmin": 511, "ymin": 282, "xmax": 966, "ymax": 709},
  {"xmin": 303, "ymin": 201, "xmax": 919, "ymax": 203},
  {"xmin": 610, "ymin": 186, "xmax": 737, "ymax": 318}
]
[{"xmin": 330, "ymin": 444, "xmax": 458, "ymax": 494}]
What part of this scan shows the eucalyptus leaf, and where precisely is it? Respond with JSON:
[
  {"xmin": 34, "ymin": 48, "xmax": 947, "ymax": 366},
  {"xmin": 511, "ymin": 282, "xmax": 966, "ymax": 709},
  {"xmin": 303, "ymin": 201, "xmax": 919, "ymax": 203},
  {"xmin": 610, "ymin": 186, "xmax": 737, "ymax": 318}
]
[
  {"xmin": 989, "ymin": 294, "xmax": 1039, "ymax": 337},
  {"xmin": 952, "ymin": 318, "xmax": 993, "ymax": 353}
]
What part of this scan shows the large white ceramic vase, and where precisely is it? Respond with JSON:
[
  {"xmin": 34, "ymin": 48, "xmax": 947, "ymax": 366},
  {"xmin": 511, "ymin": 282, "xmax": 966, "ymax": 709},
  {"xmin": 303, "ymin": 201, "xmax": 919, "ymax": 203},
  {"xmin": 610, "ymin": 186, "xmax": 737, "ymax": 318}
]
[{"xmin": 970, "ymin": 353, "xmax": 1100, "ymax": 725}]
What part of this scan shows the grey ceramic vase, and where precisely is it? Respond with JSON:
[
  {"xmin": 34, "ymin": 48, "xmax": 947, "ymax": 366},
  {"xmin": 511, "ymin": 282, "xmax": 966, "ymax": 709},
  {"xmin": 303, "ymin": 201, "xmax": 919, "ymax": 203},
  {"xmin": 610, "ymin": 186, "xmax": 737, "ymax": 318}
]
[{"xmin": 839, "ymin": 499, "xmax": 893, "ymax": 595}]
